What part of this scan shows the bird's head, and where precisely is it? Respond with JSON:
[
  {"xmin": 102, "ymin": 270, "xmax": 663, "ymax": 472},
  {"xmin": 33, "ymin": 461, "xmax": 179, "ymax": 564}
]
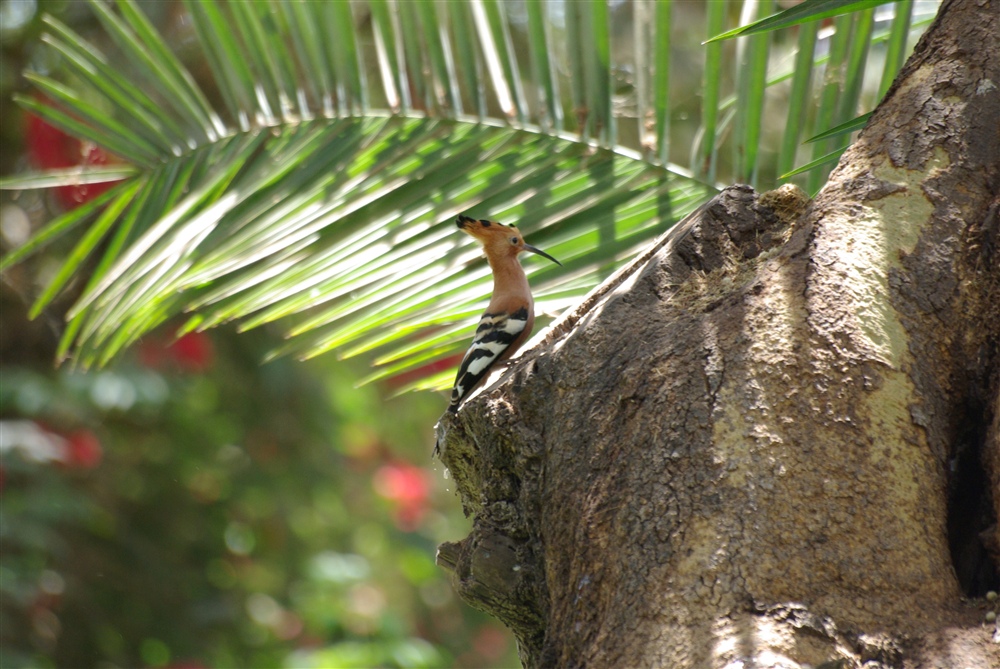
[{"xmin": 456, "ymin": 214, "xmax": 561, "ymax": 266}]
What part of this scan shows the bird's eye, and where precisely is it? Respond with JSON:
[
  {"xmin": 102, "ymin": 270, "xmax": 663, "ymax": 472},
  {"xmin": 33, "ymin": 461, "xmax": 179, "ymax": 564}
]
[{"xmin": 510, "ymin": 237, "xmax": 519, "ymax": 244}]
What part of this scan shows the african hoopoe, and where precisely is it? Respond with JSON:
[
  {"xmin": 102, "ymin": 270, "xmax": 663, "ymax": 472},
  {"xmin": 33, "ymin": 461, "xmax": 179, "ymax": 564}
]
[{"xmin": 447, "ymin": 215, "xmax": 561, "ymax": 413}]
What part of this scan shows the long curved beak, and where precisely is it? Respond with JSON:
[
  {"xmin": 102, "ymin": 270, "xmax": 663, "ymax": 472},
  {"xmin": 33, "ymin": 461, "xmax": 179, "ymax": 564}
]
[{"xmin": 523, "ymin": 244, "xmax": 562, "ymax": 266}]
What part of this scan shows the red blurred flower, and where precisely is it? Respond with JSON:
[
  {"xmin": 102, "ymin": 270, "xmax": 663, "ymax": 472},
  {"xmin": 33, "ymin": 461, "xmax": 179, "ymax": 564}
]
[
  {"xmin": 24, "ymin": 108, "xmax": 121, "ymax": 209},
  {"xmin": 138, "ymin": 332, "xmax": 214, "ymax": 373},
  {"xmin": 167, "ymin": 332, "xmax": 214, "ymax": 372},
  {"xmin": 64, "ymin": 430, "xmax": 102, "ymax": 469},
  {"xmin": 372, "ymin": 462, "xmax": 430, "ymax": 531},
  {"xmin": 6, "ymin": 421, "xmax": 101, "ymax": 469}
]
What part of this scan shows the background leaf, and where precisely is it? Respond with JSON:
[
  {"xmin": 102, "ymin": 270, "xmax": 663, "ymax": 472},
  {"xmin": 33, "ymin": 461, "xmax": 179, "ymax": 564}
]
[{"xmin": 705, "ymin": 0, "xmax": 887, "ymax": 42}]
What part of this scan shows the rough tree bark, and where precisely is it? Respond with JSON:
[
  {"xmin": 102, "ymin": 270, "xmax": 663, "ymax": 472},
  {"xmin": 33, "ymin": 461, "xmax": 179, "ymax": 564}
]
[{"xmin": 435, "ymin": 0, "xmax": 1000, "ymax": 666}]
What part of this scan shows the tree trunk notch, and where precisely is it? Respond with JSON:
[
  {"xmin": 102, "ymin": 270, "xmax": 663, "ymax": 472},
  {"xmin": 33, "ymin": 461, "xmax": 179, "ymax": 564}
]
[{"xmin": 437, "ymin": 0, "xmax": 1000, "ymax": 666}]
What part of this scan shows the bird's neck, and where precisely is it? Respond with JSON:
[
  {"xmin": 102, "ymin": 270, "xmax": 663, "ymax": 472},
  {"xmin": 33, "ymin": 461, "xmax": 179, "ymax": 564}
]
[{"xmin": 487, "ymin": 253, "xmax": 531, "ymax": 303}]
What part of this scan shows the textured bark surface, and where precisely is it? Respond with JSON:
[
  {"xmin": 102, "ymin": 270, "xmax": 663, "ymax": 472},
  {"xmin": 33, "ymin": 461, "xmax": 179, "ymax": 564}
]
[{"xmin": 436, "ymin": 0, "xmax": 1000, "ymax": 667}]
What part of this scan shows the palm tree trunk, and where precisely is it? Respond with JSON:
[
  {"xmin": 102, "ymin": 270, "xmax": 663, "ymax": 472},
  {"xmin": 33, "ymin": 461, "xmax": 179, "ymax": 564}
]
[{"xmin": 436, "ymin": 0, "xmax": 1000, "ymax": 666}]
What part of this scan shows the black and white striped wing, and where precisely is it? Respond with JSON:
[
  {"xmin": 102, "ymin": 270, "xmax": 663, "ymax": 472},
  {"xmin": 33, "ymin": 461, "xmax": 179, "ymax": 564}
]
[{"xmin": 448, "ymin": 307, "xmax": 529, "ymax": 411}]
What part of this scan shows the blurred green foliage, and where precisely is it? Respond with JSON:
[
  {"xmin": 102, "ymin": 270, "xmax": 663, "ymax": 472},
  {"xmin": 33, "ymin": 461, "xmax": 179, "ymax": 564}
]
[{"xmin": 0, "ymin": 324, "xmax": 518, "ymax": 668}]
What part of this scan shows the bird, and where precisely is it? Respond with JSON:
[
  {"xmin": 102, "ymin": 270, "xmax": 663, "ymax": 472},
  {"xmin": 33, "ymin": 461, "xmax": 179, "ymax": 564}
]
[{"xmin": 446, "ymin": 214, "xmax": 561, "ymax": 413}]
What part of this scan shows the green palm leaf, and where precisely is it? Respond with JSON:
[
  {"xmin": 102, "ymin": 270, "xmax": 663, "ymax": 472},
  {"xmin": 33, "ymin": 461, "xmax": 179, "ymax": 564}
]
[
  {"xmin": 705, "ymin": 0, "xmax": 888, "ymax": 42},
  {"xmin": 1, "ymin": 0, "xmax": 936, "ymax": 390}
]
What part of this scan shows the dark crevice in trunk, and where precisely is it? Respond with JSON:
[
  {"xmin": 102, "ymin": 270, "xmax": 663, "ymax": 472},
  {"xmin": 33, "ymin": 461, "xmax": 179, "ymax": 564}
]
[{"xmin": 947, "ymin": 395, "xmax": 999, "ymax": 597}]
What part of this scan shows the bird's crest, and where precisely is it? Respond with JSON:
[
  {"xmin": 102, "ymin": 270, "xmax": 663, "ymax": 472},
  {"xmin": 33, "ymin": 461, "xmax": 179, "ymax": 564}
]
[{"xmin": 455, "ymin": 215, "xmax": 560, "ymax": 266}]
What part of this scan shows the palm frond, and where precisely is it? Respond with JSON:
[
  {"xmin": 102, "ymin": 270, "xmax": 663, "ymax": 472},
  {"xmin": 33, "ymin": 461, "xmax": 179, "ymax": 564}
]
[
  {"xmin": 1, "ymin": 0, "xmax": 937, "ymax": 389},
  {"xmin": 705, "ymin": 0, "xmax": 886, "ymax": 41}
]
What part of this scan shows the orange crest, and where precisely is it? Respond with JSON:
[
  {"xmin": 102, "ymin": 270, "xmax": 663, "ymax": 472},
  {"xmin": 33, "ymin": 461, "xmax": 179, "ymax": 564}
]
[{"xmin": 455, "ymin": 215, "xmax": 561, "ymax": 266}]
